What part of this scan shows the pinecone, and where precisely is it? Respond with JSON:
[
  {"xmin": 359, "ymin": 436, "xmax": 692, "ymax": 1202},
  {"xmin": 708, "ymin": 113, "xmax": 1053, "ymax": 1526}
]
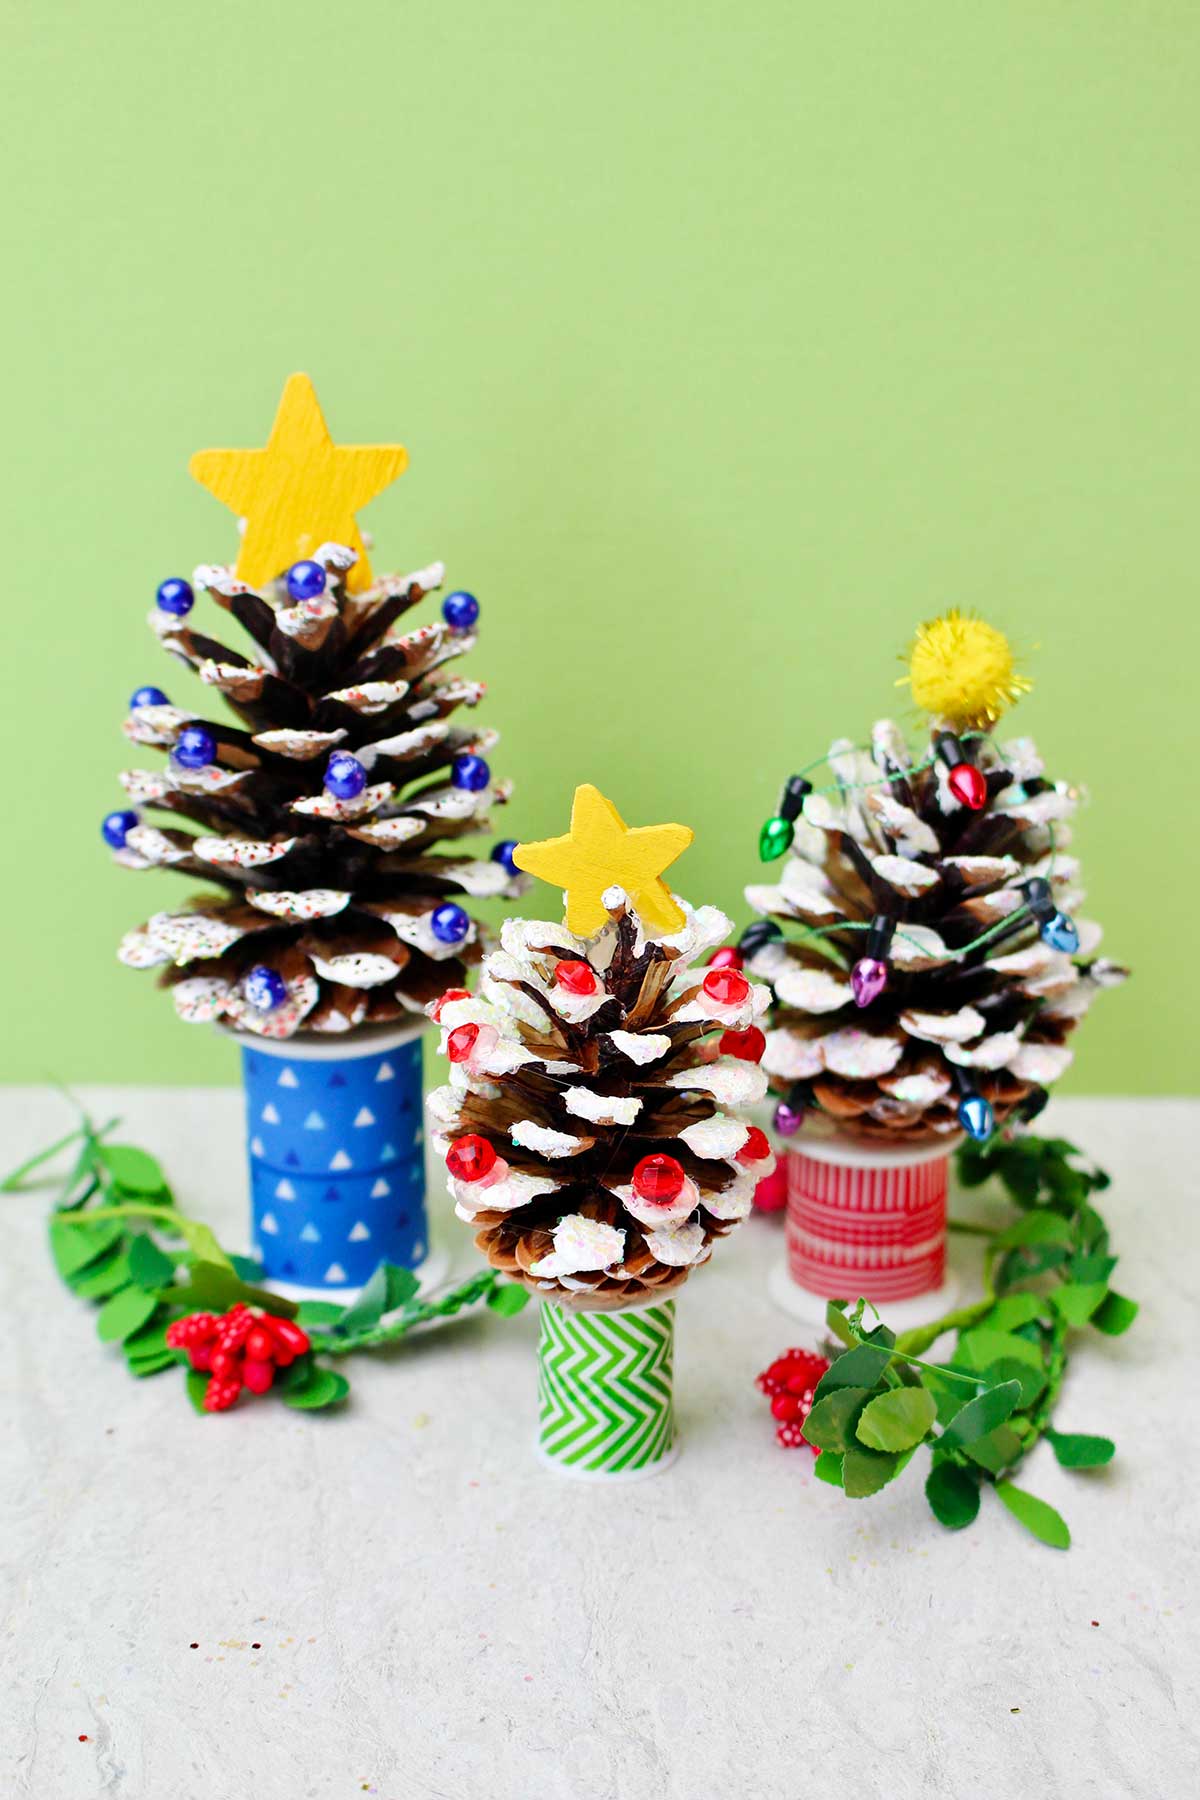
[
  {"xmin": 426, "ymin": 894, "xmax": 775, "ymax": 1309},
  {"xmin": 110, "ymin": 542, "xmax": 521, "ymax": 1037},
  {"xmin": 743, "ymin": 722, "xmax": 1126, "ymax": 1144}
]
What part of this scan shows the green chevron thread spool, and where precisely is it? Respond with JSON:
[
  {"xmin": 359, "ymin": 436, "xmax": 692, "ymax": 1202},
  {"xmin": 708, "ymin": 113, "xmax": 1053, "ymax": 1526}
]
[{"xmin": 537, "ymin": 1299, "xmax": 678, "ymax": 1479}]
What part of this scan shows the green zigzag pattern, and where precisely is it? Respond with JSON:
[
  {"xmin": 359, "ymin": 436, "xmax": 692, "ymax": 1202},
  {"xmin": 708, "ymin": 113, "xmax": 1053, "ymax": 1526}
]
[{"xmin": 537, "ymin": 1301, "xmax": 676, "ymax": 1474}]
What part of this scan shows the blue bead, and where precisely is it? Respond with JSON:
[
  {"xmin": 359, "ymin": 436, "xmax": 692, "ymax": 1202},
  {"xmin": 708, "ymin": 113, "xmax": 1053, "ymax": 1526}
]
[
  {"xmin": 101, "ymin": 809, "xmax": 139, "ymax": 850},
  {"xmin": 491, "ymin": 838, "xmax": 519, "ymax": 877},
  {"xmin": 245, "ymin": 965, "xmax": 288, "ymax": 1012},
  {"xmin": 431, "ymin": 902, "xmax": 470, "ymax": 945},
  {"xmin": 957, "ymin": 1094, "xmax": 995, "ymax": 1142},
  {"xmin": 452, "ymin": 753, "xmax": 491, "ymax": 792},
  {"xmin": 324, "ymin": 752, "xmax": 367, "ymax": 800},
  {"xmin": 172, "ymin": 725, "xmax": 217, "ymax": 769},
  {"xmin": 286, "ymin": 560, "xmax": 327, "ymax": 601},
  {"xmin": 442, "ymin": 591, "xmax": 479, "ymax": 632},
  {"xmin": 130, "ymin": 685, "xmax": 169, "ymax": 710},
  {"xmin": 1040, "ymin": 911, "xmax": 1080, "ymax": 955},
  {"xmin": 156, "ymin": 577, "xmax": 194, "ymax": 616}
]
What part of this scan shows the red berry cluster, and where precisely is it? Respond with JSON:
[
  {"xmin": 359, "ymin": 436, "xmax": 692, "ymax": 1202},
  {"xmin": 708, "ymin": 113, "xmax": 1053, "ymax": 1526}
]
[
  {"xmin": 166, "ymin": 1304, "xmax": 311, "ymax": 1412},
  {"xmin": 755, "ymin": 1348, "xmax": 831, "ymax": 1451}
]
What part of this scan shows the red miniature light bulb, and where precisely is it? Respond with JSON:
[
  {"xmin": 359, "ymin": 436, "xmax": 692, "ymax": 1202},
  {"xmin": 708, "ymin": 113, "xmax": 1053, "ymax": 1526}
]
[
  {"xmin": 631, "ymin": 1153, "xmax": 686, "ymax": 1206},
  {"xmin": 702, "ymin": 967, "xmax": 750, "ymax": 1007},
  {"xmin": 554, "ymin": 960, "xmax": 597, "ymax": 996},
  {"xmin": 446, "ymin": 1134, "xmax": 498, "ymax": 1183}
]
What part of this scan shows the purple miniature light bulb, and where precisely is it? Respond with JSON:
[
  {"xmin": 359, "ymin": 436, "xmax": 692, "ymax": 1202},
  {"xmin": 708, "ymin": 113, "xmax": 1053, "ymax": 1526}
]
[{"xmin": 850, "ymin": 913, "xmax": 896, "ymax": 1010}]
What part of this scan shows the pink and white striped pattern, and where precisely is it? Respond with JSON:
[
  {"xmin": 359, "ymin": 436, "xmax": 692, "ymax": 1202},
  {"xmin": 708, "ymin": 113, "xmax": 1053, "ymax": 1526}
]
[{"xmin": 784, "ymin": 1146, "xmax": 949, "ymax": 1303}]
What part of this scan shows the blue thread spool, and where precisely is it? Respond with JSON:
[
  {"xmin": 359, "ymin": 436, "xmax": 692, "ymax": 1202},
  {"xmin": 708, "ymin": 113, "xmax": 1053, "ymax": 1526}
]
[{"xmin": 237, "ymin": 1025, "xmax": 430, "ymax": 1295}]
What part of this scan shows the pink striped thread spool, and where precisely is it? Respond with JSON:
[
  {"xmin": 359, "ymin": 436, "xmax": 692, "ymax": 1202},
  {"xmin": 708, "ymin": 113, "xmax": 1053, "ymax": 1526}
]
[{"xmin": 768, "ymin": 1135, "xmax": 961, "ymax": 1327}]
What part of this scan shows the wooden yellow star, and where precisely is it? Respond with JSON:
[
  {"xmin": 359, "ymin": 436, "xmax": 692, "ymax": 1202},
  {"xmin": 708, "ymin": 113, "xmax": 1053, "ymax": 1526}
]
[
  {"xmin": 514, "ymin": 785, "xmax": 694, "ymax": 938},
  {"xmin": 189, "ymin": 373, "xmax": 408, "ymax": 595}
]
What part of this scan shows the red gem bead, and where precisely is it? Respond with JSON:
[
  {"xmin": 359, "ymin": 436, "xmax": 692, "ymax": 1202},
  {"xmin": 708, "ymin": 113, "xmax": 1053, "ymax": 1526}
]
[
  {"xmin": 948, "ymin": 762, "xmax": 988, "ymax": 811},
  {"xmin": 720, "ymin": 1026, "xmax": 765, "ymax": 1063},
  {"xmin": 736, "ymin": 1126, "xmax": 771, "ymax": 1165},
  {"xmin": 702, "ymin": 967, "xmax": 750, "ymax": 1007},
  {"xmin": 446, "ymin": 1134, "xmax": 498, "ymax": 1183},
  {"xmin": 203, "ymin": 1376, "xmax": 242, "ymax": 1413},
  {"xmin": 631, "ymin": 1153, "xmax": 686, "ymax": 1206},
  {"xmin": 447, "ymin": 1022, "xmax": 480, "ymax": 1064},
  {"xmin": 554, "ymin": 960, "xmax": 597, "ymax": 996},
  {"xmin": 706, "ymin": 947, "xmax": 743, "ymax": 971},
  {"xmin": 430, "ymin": 987, "xmax": 471, "ymax": 1022},
  {"xmin": 242, "ymin": 1359, "xmax": 275, "ymax": 1395}
]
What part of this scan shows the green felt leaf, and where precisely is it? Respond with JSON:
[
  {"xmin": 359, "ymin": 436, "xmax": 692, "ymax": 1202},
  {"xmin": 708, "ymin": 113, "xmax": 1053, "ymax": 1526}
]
[
  {"xmin": 962, "ymin": 1423, "xmax": 1024, "ymax": 1474},
  {"xmin": 96, "ymin": 1286, "xmax": 159, "ymax": 1344},
  {"xmin": 801, "ymin": 1386, "xmax": 874, "ymax": 1452},
  {"xmin": 939, "ymin": 1380, "xmax": 1021, "ymax": 1452},
  {"xmin": 1050, "ymin": 1282, "xmax": 1109, "ymax": 1327},
  {"xmin": 983, "ymin": 1292, "xmax": 1046, "ymax": 1331},
  {"xmin": 1070, "ymin": 1251, "xmax": 1117, "ymax": 1285},
  {"xmin": 855, "ymin": 1387, "xmax": 937, "ymax": 1453},
  {"xmin": 992, "ymin": 1209, "xmax": 1075, "ymax": 1251},
  {"xmin": 1091, "ymin": 1291, "xmax": 1139, "ymax": 1336},
  {"xmin": 294, "ymin": 1300, "xmax": 347, "ymax": 1327},
  {"xmin": 995, "ymin": 1481, "xmax": 1071, "ymax": 1549},
  {"xmin": 957, "ymin": 1327, "xmax": 1045, "ymax": 1374},
  {"xmin": 1046, "ymin": 1430, "xmax": 1115, "ymax": 1469},
  {"xmin": 486, "ymin": 1281, "xmax": 530, "ymax": 1317},
  {"xmin": 230, "ymin": 1254, "xmax": 265, "ymax": 1282},
  {"xmin": 814, "ymin": 1343, "xmax": 893, "ymax": 1397},
  {"xmin": 170, "ymin": 1260, "xmax": 296, "ymax": 1318},
  {"xmin": 382, "ymin": 1263, "xmax": 420, "ymax": 1309},
  {"xmin": 824, "ymin": 1302, "xmax": 857, "ymax": 1348},
  {"xmin": 336, "ymin": 1263, "xmax": 391, "ymax": 1333},
  {"xmin": 127, "ymin": 1234, "xmax": 176, "ymax": 1291},
  {"xmin": 126, "ymin": 1350, "xmax": 179, "ymax": 1378},
  {"xmin": 71, "ymin": 1255, "xmax": 135, "ymax": 1301},
  {"xmin": 842, "ymin": 1445, "xmax": 903, "ymax": 1497},
  {"xmin": 812, "ymin": 1451, "xmax": 844, "ymax": 1487},
  {"xmin": 48, "ymin": 1217, "xmax": 124, "ymax": 1280},
  {"xmin": 282, "ymin": 1367, "xmax": 350, "ymax": 1410},
  {"xmin": 925, "ymin": 1460, "xmax": 981, "ymax": 1529},
  {"xmin": 97, "ymin": 1143, "xmax": 167, "ymax": 1195},
  {"xmin": 983, "ymin": 1357, "xmax": 1046, "ymax": 1411},
  {"xmin": 923, "ymin": 1366, "xmax": 975, "ymax": 1429},
  {"xmin": 274, "ymin": 1353, "xmax": 315, "ymax": 1393},
  {"xmin": 185, "ymin": 1369, "xmax": 211, "ymax": 1415},
  {"xmin": 124, "ymin": 1320, "xmax": 172, "ymax": 1359}
]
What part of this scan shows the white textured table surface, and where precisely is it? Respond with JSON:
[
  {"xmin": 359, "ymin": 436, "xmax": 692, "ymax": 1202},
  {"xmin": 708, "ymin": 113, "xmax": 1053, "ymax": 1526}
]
[{"xmin": 1, "ymin": 1091, "xmax": 1195, "ymax": 1800}]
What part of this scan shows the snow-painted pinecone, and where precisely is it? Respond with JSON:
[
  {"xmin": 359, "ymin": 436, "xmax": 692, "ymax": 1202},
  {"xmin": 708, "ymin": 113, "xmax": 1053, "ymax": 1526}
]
[
  {"xmin": 427, "ymin": 895, "xmax": 776, "ymax": 1310},
  {"xmin": 111, "ymin": 543, "xmax": 521, "ymax": 1037},
  {"xmin": 743, "ymin": 723, "xmax": 1126, "ymax": 1143}
]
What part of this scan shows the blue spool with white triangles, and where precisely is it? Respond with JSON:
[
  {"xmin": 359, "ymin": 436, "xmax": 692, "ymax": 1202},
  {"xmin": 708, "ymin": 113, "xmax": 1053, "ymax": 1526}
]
[{"xmin": 238, "ymin": 1024, "xmax": 426, "ymax": 1294}]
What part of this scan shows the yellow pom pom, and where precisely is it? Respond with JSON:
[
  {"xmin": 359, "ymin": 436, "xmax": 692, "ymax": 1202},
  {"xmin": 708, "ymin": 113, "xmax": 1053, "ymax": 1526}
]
[{"xmin": 901, "ymin": 610, "xmax": 1031, "ymax": 730}]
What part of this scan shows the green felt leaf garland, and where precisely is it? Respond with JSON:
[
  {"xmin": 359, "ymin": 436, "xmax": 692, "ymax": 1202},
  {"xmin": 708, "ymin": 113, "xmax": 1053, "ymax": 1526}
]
[
  {"xmin": 5, "ymin": 1099, "xmax": 531, "ymax": 1417},
  {"xmin": 801, "ymin": 1133, "xmax": 1134, "ymax": 1548}
]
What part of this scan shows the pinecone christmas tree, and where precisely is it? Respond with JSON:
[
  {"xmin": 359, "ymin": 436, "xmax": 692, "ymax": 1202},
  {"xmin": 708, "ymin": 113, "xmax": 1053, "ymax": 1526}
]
[
  {"xmin": 426, "ymin": 786, "xmax": 775, "ymax": 1309},
  {"xmin": 742, "ymin": 613, "xmax": 1126, "ymax": 1144},
  {"xmin": 106, "ymin": 374, "xmax": 521, "ymax": 1036}
]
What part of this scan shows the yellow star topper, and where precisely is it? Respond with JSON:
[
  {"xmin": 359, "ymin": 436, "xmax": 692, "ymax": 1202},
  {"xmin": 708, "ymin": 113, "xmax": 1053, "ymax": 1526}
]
[
  {"xmin": 189, "ymin": 373, "xmax": 408, "ymax": 595},
  {"xmin": 514, "ymin": 785, "xmax": 694, "ymax": 938}
]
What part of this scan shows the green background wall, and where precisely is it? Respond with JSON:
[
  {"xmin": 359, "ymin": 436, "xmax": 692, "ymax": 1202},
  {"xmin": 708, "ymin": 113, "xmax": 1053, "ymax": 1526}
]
[{"xmin": 3, "ymin": 2, "xmax": 1194, "ymax": 1090}]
